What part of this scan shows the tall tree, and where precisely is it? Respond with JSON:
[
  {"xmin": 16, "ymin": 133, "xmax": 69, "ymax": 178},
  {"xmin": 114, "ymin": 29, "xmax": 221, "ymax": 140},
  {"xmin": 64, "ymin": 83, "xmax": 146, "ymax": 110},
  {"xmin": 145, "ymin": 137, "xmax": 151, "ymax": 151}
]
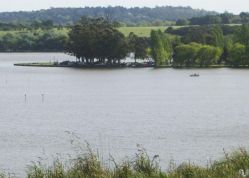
[
  {"xmin": 227, "ymin": 43, "xmax": 246, "ymax": 67},
  {"xmin": 210, "ymin": 25, "xmax": 224, "ymax": 48},
  {"xmin": 128, "ymin": 33, "xmax": 150, "ymax": 63},
  {"xmin": 235, "ymin": 24, "xmax": 249, "ymax": 63},
  {"xmin": 195, "ymin": 45, "xmax": 222, "ymax": 67},
  {"xmin": 174, "ymin": 43, "xmax": 201, "ymax": 67},
  {"xmin": 150, "ymin": 30, "xmax": 172, "ymax": 66}
]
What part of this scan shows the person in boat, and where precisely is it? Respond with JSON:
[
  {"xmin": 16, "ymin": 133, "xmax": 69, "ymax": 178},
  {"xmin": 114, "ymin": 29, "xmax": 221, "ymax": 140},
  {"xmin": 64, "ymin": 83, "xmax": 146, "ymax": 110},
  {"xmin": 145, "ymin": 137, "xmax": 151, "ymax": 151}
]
[{"xmin": 190, "ymin": 73, "xmax": 199, "ymax": 77}]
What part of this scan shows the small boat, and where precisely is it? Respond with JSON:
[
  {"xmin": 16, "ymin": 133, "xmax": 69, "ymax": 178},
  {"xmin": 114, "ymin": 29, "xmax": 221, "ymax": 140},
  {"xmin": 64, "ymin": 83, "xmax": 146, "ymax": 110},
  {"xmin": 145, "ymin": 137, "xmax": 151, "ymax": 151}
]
[{"xmin": 190, "ymin": 73, "xmax": 200, "ymax": 77}]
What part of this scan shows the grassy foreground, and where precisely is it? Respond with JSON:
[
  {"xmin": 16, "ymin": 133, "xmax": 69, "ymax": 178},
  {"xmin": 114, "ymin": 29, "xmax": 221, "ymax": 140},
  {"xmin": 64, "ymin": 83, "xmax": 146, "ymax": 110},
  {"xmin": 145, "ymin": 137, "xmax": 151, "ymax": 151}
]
[{"xmin": 2, "ymin": 148, "xmax": 249, "ymax": 178}]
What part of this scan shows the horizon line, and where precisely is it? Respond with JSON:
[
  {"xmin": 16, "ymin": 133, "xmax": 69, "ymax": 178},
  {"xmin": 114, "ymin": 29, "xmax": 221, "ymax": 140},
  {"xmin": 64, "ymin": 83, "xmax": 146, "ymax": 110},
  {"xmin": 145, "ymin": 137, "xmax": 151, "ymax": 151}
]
[{"xmin": 0, "ymin": 5, "xmax": 220, "ymax": 13}]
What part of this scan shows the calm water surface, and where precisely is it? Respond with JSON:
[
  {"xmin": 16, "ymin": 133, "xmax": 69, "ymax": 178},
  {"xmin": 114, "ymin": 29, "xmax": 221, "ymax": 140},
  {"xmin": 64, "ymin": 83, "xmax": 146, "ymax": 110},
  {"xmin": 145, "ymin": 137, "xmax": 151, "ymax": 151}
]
[{"xmin": 0, "ymin": 53, "xmax": 249, "ymax": 176}]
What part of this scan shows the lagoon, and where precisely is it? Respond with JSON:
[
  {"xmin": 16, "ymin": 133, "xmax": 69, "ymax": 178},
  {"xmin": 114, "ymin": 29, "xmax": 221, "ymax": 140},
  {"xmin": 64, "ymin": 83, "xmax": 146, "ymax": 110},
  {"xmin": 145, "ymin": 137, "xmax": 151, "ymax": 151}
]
[{"xmin": 0, "ymin": 53, "xmax": 249, "ymax": 176}]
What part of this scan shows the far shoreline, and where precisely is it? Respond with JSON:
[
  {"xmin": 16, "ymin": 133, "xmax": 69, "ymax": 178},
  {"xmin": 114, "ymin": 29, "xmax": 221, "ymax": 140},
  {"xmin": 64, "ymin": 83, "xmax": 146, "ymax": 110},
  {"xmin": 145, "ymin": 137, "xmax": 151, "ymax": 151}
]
[{"xmin": 13, "ymin": 61, "xmax": 249, "ymax": 69}]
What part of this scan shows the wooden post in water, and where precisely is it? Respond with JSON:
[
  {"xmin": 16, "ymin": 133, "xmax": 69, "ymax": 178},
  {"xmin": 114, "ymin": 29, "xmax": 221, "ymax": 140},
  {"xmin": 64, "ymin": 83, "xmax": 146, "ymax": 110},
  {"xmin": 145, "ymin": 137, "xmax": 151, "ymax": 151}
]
[{"xmin": 41, "ymin": 94, "xmax": 44, "ymax": 103}]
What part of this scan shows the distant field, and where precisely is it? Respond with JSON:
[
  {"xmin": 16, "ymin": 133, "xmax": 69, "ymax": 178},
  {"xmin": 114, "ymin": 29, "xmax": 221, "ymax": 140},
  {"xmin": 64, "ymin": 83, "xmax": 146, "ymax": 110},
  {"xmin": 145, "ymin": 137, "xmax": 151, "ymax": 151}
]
[
  {"xmin": 0, "ymin": 27, "xmax": 168, "ymax": 37},
  {"xmin": 0, "ymin": 26, "xmax": 182, "ymax": 38},
  {"xmin": 118, "ymin": 26, "xmax": 187, "ymax": 37},
  {"xmin": 118, "ymin": 26, "xmax": 168, "ymax": 37}
]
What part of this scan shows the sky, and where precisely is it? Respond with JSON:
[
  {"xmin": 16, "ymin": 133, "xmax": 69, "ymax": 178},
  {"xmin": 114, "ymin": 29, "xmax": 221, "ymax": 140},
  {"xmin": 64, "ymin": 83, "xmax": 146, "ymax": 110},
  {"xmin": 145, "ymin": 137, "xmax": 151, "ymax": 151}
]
[{"xmin": 0, "ymin": 0, "xmax": 247, "ymax": 14}]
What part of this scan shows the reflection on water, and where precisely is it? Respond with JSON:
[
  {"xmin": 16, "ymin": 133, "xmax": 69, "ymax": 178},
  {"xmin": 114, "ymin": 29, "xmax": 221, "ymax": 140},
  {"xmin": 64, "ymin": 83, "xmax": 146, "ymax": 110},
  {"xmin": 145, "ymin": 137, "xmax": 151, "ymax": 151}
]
[{"xmin": 0, "ymin": 53, "xmax": 249, "ymax": 176}]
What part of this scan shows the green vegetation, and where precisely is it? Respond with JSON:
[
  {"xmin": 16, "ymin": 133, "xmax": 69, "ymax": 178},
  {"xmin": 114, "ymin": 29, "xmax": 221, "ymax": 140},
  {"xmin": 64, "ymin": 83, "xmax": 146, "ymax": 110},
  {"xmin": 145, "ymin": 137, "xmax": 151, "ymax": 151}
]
[
  {"xmin": 176, "ymin": 12, "xmax": 249, "ymax": 26},
  {"xmin": 2, "ymin": 15, "xmax": 249, "ymax": 68},
  {"xmin": 128, "ymin": 33, "xmax": 150, "ymax": 62},
  {"xmin": 65, "ymin": 17, "xmax": 249, "ymax": 68},
  {"xmin": 1, "ymin": 148, "xmax": 249, "ymax": 178},
  {"xmin": 0, "ymin": 6, "xmax": 216, "ymax": 26},
  {"xmin": 151, "ymin": 30, "xmax": 173, "ymax": 67},
  {"xmin": 195, "ymin": 45, "xmax": 223, "ymax": 67},
  {"xmin": 119, "ymin": 26, "xmax": 167, "ymax": 37},
  {"xmin": 67, "ymin": 17, "xmax": 128, "ymax": 65},
  {"xmin": 165, "ymin": 24, "xmax": 249, "ymax": 68},
  {"xmin": 174, "ymin": 43, "xmax": 201, "ymax": 67},
  {"xmin": 227, "ymin": 43, "xmax": 247, "ymax": 67},
  {"xmin": 0, "ymin": 29, "xmax": 68, "ymax": 52},
  {"xmin": 174, "ymin": 43, "xmax": 223, "ymax": 67}
]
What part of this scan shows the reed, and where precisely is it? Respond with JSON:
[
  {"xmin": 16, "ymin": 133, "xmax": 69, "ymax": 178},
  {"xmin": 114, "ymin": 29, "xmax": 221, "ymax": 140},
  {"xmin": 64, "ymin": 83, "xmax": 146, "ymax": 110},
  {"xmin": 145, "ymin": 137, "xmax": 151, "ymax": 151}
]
[{"xmin": 2, "ymin": 147, "xmax": 249, "ymax": 178}]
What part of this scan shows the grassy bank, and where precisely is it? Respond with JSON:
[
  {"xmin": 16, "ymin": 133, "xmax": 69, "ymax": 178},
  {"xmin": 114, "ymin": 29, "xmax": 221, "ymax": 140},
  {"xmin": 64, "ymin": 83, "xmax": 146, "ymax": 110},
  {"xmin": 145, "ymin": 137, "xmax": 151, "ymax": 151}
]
[{"xmin": 2, "ymin": 148, "xmax": 249, "ymax": 178}]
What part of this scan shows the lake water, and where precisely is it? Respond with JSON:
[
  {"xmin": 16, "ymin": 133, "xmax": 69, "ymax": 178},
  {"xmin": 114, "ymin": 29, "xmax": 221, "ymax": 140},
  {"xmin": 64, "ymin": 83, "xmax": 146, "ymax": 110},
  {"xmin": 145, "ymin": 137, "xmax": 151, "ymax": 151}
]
[{"xmin": 0, "ymin": 53, "xmax": 249, "ymax": 176}]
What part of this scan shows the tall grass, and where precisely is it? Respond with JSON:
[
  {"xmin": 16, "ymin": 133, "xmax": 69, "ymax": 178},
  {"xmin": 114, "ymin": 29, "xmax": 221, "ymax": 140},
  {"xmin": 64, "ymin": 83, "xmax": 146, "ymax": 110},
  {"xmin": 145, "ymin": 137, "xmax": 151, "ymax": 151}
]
[
  {"xmin": 0, "ymin": 147, "xmax": 248, "ymax": 177},
  {"xmin": 24, "ymin": 147, "xmax": 249, "ymax": 178}
]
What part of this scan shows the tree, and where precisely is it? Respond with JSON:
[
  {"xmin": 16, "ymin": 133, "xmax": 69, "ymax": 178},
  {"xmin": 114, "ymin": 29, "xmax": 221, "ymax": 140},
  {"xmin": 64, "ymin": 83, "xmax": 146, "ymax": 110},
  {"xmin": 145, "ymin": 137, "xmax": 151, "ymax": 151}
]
[
  {"xmin": 1, "ymin": 33, "xmax": 17, "ymax": 51},
  {"xmin": 128, "ymin": 33, "xmax": 150, "ymax": 63},
  {"xmin": 41, "ymin": 20, "xmax": 54, "ymax": 29},
  {"xmin": 195, "ymin": 45, "xmax": 222, "ymax": 67},
  {"xmin": 220, "ymin": 37, "xmax": 233, "ymax": 64},
  {"xmin": 227, "ymin": 43, "xmax": 247, "ymax": 67},
  {"xmin": 234, "ymin": 24, "xmax": 249, "ymax": 63},
  {"xmin": 150, "ymin": 30, "xmax": 172, "ymax": 66},
  {"xmin": 240, "ymin": 12, "xmax": 249, "ymax": 24},
  {"xmin": 176, "ymin": 19, "xmax": 189, "ymax": 26},
  {"xmin": 97, "ymin": 27, "xmax": 128, "ymax": 64},
  {"xmin": 174, "ymin": 43, "xmax": 201, "ymax": 67},
  {"xmin": 189, "ymin": 15, "xmax": 222, "ymax": 25},
  {"xmin": 220, "ymin": 12, "xmax": 233, "ymax": 24},
  {"xmin": 210, "ymin": 25, "xmax": 224, "ymax": 47},
  {"xmin": 179, "ymin": 25, "xmax": 224, "ymax": 47},
  {"xmin": 235, "ymin": 24, "xmax": 249, "ymax": 46}
]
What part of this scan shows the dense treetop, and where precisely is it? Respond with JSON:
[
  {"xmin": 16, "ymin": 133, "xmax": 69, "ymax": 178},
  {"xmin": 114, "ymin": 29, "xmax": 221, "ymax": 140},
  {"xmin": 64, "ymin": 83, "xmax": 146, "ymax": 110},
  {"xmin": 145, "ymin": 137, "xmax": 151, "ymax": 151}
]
[{"xmin": 67, "ymin": 17, "xmax": 128, "ymax": 65}]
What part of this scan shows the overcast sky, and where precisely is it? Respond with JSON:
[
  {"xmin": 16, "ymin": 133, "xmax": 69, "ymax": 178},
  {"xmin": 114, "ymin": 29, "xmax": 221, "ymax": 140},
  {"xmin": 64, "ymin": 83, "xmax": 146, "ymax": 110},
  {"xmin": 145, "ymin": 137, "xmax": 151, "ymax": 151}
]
[{"xmin": 0, "ymin": 0, "xmax": 247, "ymax": 14}]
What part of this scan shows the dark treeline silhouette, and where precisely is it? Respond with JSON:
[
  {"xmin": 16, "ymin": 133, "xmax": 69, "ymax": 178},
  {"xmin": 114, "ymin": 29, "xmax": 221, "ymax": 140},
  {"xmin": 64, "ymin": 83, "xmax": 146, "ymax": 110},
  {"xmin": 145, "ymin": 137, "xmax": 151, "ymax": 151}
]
[
  {"xmin": 0, "ymin": 20, "xmax": 56, "ymax": 31},
  {"xmin": 176, "ymin": 12, "xmax": 249, "ymax": 26},
  {"xmin": 0, "ymin": 6, "xmax": 216, "ymax": 26}
]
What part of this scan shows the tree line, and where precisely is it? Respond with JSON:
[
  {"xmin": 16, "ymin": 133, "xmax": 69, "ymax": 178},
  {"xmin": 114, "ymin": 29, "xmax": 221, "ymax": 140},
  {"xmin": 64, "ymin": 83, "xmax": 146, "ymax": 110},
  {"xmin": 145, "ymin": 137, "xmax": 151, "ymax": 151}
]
[
  {"xmin": 176, "ymin": 12, "xmax": 249, "ymax": 26},
  {"xmin": 1, "ymin": 16, "xmax": 249, "ymax": 68},
  {"xmin": 0, "ymin": 6, "xmax": 216, "ymax": 26},
  {"xmin": 66, "ymin": 17, "xmax": 249, "ymax": 68},
  {"xmin": 154, "ymin": 25, "xmax": 249, "ymax": 67},
  {"xmin": 0, "ymin": 20, "xmax": 57, "ymax": 31},
  {"xmin": 0, "ymin": 30, "xmax": 67, "ymax": 52}
]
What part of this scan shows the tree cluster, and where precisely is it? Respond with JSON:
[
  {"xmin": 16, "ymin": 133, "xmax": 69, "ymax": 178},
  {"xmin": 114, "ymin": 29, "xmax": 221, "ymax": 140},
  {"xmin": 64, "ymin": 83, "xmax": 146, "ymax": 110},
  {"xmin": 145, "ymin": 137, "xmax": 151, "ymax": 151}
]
[
  {"xmin": 171, "ymin": 24, "xmax": 249, "ymax": 67},
  {"xmin": 0, "ymin": 30, "xmax": 67, "ymax": 52},
  {"xmin": 174, "ymin": 43, "xmax": 222, "ymax": 67},
  {"xmin": 67, "ymin": 17, "xmax": 128, "ymax": 65}
]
